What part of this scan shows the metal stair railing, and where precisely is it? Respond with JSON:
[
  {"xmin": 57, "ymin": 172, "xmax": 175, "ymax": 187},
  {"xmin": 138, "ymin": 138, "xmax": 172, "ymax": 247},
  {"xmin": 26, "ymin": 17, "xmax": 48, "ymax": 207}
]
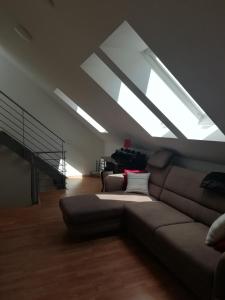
[{"xmin": 0, "ymin": 90, "xmax": 66, "ymax": 178}]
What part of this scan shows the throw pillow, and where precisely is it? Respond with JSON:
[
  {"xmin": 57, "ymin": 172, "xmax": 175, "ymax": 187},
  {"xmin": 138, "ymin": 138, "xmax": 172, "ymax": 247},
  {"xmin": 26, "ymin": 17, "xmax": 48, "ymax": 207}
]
[
  {"xmin": 206, "ymin": 213, "xmax": 225, "ymax": 245},
  {"xmin": 123, "ymin": 169, "xmax": 145, "ymax": 190},
  {"xmin": 201, "ymin": 172, "xmax": 225, "ymax": 195},
  {"xmin": 125, "ymin": 172, "xmax": 150, "ymax": 195}
]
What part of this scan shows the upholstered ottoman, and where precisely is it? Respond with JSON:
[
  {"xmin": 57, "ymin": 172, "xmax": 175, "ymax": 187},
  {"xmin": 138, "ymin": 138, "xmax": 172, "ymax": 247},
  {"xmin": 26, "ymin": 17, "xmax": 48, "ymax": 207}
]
[{"xmin": 59, "ymin": 193, "xmax": 125, "ymax": 238}]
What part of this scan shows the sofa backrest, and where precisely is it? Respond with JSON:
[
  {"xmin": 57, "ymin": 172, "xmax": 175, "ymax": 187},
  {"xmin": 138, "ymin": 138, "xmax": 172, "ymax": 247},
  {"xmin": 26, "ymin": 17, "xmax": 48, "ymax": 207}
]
[
  {"xmin": 148, "ymin": 165, "xmax": 172, "ymax": 198},
  {"xmin": 147, "ymin": 149, "xmax": 175, "ymax": 198},
  {"xmin": 160, "ymin": 166, "xmax": 225, "ymax": 226}
]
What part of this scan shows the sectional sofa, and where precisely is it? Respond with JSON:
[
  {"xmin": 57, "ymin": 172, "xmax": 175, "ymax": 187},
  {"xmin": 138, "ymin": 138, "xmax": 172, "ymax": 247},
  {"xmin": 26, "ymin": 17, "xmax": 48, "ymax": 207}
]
[{"xmin": 60, "ymin": 150, "xmax": 225, "ymax": 300}]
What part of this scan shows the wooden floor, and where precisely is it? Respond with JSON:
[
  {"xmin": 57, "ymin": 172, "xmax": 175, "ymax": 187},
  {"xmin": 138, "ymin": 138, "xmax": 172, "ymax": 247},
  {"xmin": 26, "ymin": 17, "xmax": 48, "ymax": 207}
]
[{"xmin": 0, "ymin": 177, "xmax": 196, "ymax": 300}]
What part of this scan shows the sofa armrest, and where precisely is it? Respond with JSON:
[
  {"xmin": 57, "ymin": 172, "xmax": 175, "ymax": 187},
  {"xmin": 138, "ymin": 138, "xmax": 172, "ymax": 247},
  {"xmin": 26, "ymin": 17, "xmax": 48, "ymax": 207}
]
[
  {"xmin": 103, "ymin": 174, "xmax": 124, "ymax": 192},
  {"xmin": 214, "ymin": 252, "xmax": 225, "ymax": 300}
]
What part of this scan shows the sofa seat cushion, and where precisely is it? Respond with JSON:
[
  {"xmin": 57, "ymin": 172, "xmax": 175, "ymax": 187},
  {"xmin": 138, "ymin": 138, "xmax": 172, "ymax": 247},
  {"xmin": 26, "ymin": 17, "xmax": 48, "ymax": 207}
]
[
  {"xmin": 125, "ymin": 202, "xmax": 193, "ymax": 244},
  {"xmin": 154, "ymin": 223, "xmax": 221, "ymax": 300},
  {"xmin": 60, "ymin": 192, "xmax": 155, "ymax": 226}
]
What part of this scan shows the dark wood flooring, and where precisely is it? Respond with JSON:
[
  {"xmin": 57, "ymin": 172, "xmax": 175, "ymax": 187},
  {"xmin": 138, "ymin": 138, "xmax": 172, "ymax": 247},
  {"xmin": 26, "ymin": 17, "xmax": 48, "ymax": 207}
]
[{"xmin": 0, "ymin": 177, "xmax": 196, "ymax": 300}]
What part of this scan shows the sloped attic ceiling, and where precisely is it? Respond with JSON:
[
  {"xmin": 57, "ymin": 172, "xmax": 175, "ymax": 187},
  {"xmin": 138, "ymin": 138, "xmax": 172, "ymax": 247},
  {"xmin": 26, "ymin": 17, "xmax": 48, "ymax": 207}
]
[{"xmin": 1, "ymin": 0, "xmax": 225, "ymax": 163}]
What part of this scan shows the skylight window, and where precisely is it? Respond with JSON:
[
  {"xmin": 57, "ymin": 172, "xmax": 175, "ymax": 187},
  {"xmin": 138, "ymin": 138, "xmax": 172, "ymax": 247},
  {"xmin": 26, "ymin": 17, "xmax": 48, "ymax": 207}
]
[
  {"xmin": 81, "ymin": 54, "xmax": 176, "ymax": 138},
  {"xmin": 100, "ymin": 21, "xmax": 225, "ymax": 142},
  {"xmin": 54, "ymin": 88, "xmax": 107, "ymax": 133}
]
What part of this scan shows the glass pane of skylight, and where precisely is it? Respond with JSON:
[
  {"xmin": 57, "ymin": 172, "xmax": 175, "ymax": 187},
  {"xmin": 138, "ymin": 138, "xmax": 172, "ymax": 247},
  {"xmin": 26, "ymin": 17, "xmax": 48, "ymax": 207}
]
[
  {"xmin": 100, "ymin": 21, "xmax": 225, "ymax": 142},
  {"xmin": 54, "ymin": 88, "xmax": 107, "ymax": 133},
  {"xmin": 81, "ymin": 54, "xmax": 176, "ymax": 138}
]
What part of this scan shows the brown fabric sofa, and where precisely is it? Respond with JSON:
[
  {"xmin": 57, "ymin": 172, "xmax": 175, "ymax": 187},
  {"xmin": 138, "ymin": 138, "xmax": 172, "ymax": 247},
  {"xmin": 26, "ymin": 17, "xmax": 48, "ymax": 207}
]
[{"xmin": 60, "ymin": 152, "xmax": 225, "ymax": 300}]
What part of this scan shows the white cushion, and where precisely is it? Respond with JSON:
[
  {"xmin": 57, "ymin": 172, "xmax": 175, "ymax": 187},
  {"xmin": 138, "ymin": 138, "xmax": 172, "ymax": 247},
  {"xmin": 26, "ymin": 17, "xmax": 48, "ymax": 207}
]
[
  {"xmin": 125, "ymin": 172, "xmax": 150, "ymax": 195},
  {"xmin": 206, "ymin": 213, "xmax": 225, "ymax": 245}
]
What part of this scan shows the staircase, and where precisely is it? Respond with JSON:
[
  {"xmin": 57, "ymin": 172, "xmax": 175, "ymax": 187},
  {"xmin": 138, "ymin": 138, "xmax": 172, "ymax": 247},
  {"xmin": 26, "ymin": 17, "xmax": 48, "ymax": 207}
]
[{"xmin": 0, "ymin": 90, "xmax": 66, "ymax": 204}]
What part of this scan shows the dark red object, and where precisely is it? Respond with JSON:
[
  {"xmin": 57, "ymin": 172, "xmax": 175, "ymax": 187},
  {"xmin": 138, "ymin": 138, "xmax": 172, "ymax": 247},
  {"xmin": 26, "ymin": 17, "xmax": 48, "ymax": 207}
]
[{"xmin": 123, "ymin": 139, "xmax": 132, "ymax": 149}]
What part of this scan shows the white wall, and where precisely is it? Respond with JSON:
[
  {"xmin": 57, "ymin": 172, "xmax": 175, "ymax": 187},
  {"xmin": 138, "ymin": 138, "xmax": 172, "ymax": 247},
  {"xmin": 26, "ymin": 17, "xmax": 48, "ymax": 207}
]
[
  {"xmin": 104, "ymin": 137, "xmax": 123, "ymax": 156},
  {"xmin": 0, "ymin": 49, "xmax": 104, "ymax": 174}
]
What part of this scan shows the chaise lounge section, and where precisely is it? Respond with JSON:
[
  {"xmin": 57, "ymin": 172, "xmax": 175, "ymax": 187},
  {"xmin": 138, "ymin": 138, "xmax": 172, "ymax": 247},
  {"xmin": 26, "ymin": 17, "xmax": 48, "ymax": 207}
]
[{"xmin": 59, "ymin": 150, "xmax": 225, "ymax": 300}]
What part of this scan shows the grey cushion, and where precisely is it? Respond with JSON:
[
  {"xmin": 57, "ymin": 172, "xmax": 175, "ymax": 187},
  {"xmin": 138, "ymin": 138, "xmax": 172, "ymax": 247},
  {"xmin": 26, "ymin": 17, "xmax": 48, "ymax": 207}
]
[
  {"xmin": 206, "ymin": 213, "xmax": 225, "ymax": 245},
  {"xmin": 125, "ymin": 172, "xmax": 150, "ymax": 195},
  {"xmin": 154, "ymin": 223, "xmax": 221, "ymax": 300}
]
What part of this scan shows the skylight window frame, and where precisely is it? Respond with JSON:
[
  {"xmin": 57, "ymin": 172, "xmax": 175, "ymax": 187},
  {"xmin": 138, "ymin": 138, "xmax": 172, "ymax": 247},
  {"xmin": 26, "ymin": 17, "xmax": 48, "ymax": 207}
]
[
  {"xmin": 98, "ymin": 20, "xmax": 225, "ymax": 141},
  {"xmin": 142, "ymin": 48, "xmax": 206, "ymax": 121}
]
